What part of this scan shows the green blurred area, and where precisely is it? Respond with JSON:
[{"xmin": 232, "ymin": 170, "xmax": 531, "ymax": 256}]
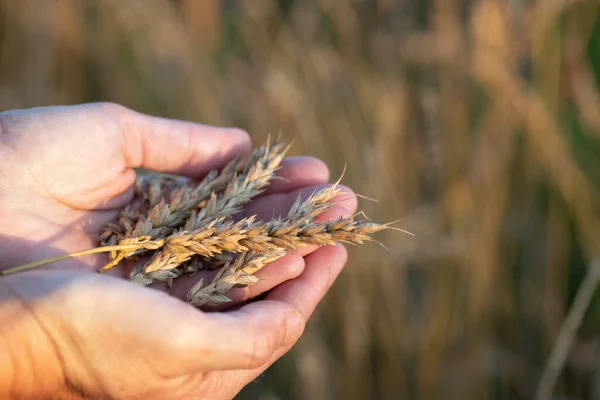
[{"xmin": 1, "ymin": 0, "xmax": 600, "ymax": 399}]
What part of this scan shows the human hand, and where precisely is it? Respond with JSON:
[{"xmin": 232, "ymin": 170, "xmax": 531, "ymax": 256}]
[{"xmin": 0, "ymin": 103, "xmax": 356, "ymax": 399}]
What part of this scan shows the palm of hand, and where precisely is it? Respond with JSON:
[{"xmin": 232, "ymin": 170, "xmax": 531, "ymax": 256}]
[{"xmin": 0, "ymin": 103, "xmax": 354, "ymax": 399}]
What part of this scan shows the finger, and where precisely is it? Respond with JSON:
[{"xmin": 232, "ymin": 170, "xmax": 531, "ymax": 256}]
[
  {"xmin": 241, "ymin": 184, "xmax": 358, "ymax": 221},
  {"xmin": 167, "ymin": 254, "xmax": 305, "ymax": 305},
  {"xmin": 182, "ymin": 300, "xmax": 305, "ymax": 372},
  {"xmin": 267, "ymin": 243, "xmax": 348, "ymax": 319},
  {"xmin": 261, "ymin": 156, "xmax": 329, "ymax": 195},
  {"xmin": 12, "ymin": 270, "xmax": 306, "ymax": 376},
  {"xmin": 209, "ymin": 244, "xmax": 348, "ymax": 393},
  {"xmin": 214, "ymin": 329, "xmax": 302, "ymax": 398},
  {"xmin": 105, "ymin": 103, "xmax": 251, "ymax": 178},
  {"xmin": 131, "ymin": 245, "xmax": 347, "ymax": 376}
]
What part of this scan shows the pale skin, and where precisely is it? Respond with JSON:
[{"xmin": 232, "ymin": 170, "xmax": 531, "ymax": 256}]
[{"xmin": 0, "ymin": 103, "xmax": 357, "ymax": 399}]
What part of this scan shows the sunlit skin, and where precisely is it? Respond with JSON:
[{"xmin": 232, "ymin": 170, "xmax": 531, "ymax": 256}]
[{"xmin": 0, "ymin": 103, "xmax": 357, "ymax": 399}]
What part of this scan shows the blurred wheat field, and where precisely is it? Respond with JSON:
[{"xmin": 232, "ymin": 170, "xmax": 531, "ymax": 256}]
[{"xmin": 1, "ymin": 0, "xmax": 600, "ymax": 399}]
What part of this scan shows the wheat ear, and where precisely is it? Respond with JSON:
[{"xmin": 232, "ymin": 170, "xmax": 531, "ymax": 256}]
[
  {"xmin": 100, "ymin": 138, "xmax": 282, "ymax": 246},
  {"xmin": 124, "ymin": 141, "xmax": 290, "ymax": 283},
  {"xmin": 133, "ymin": 182, "xmax": 341, "ymax": 286},
  {"xmin": 133, "ymin": 213, "xmax": 395, "ymax": 291},
  {"xmin": 186, "ymin": 249, "xmax": 287, "ymax": 307},
  {"xmin": 163, "ymin": 217, "xmax": 391, "ymax": 258},
  {"xmin": 184, "ymin": 183, "xmax": 375, "ymax": 305},
  {"xmin": 100, "ymin": 174, "xmax": 198, "ymax": 242},
  {"xmin": 140, "ymin": 183, "xmax": 341, "ymax": 274},
  {"xmin": 1, "ymin": 203, "xmax": 401, "ymax": 279},
  {"xmin": 100, "ymin": 140, "xmax": 287, "ymax": 273}
]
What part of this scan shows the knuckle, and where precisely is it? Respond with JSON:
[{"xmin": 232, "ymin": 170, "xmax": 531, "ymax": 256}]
[
  {"xmin": 245, "ymin": 331, "xmax": 277, "ymax": 367},
  {"xmin": 96, "ymin": 101, "xmax": 129, "ymax": 116},
  {"xmin": 229, "ymin": 127, "xmax": 249, "ymax": 138}
]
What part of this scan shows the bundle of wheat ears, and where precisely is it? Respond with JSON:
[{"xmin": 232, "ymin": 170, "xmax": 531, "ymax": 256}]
[{"xmin": 1, "ymin": 139, "xmax": 409, "ymax": 307}]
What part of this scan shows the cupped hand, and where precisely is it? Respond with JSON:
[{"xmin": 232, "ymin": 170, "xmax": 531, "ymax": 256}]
[{"xmin": 0, "ymin": 103, "xmax": 356, "ymax": 399}]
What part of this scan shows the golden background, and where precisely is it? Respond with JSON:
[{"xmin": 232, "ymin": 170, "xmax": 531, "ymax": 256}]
[{"xmin": 1, "ymin": 1, "xmax": 600, "ymax": 399}]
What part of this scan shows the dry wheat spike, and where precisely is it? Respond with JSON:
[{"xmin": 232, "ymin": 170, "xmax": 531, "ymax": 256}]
[
  {"xmin": 100, "ymin": 139, "xmax": 288, "ymax": 272},
  {"xmin": 132, "ymin": 183, "xmax": 342, "ymax": 286},
  {"xmin": 187, "ymin": 249, "xmax": 287, "ymax": 307},
  {"xmin": 130, "ymin": 216, "xmax": 392, "ymax": 275},
  {"xmin": 183, "ymin": 185, "xmax": 345, "ymax": 302},
  {"xmin": 178, "ymin": 217, "xmax": 395, "ymax": 306},
  {"xmin": 100, "ymin": 138, "xmax": 283, "ymax": 246},
  {"xmin": 139, "ymin": 184, "xmax": 342, "ymax": 276}
]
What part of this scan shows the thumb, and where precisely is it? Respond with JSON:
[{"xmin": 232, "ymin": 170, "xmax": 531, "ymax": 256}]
[{"xmin": 104, "ymin": 102, "xmax": 251, "ymax": 178}]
